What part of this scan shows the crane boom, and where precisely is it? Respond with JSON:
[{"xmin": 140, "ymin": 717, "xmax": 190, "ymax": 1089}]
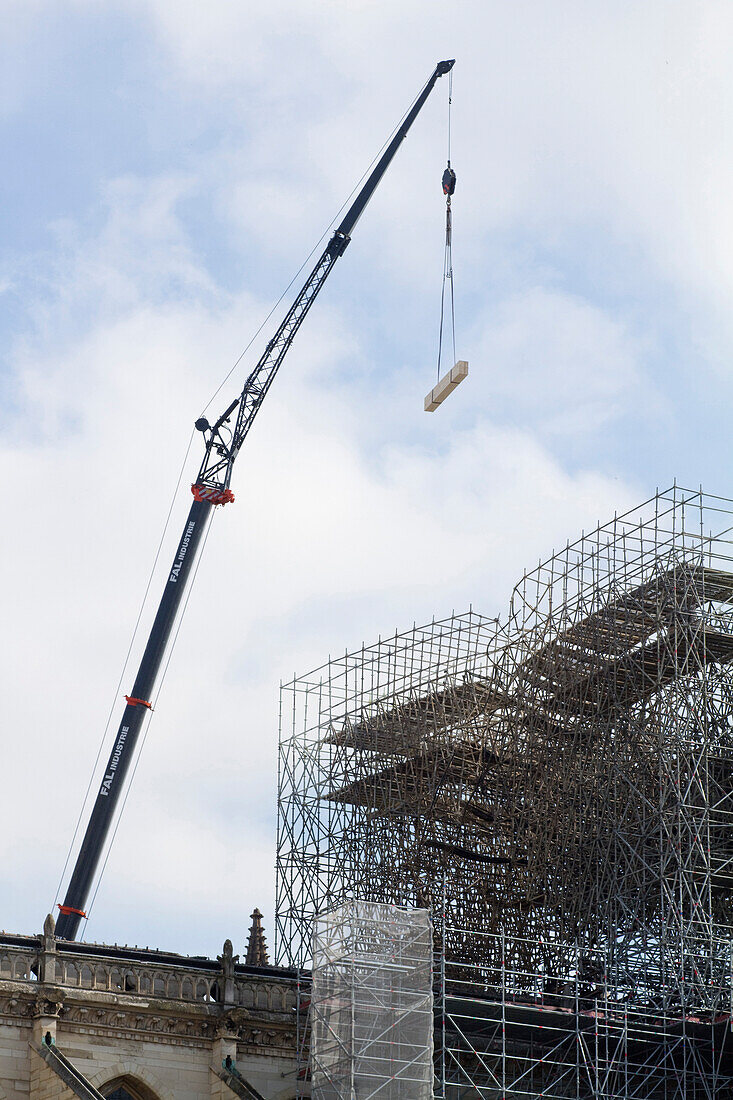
[{"xmin": 55, "ymin": 59, "xmax": 454, "ymax": 941}]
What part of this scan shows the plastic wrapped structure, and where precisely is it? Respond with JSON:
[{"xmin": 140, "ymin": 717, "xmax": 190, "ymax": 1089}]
[{"xmin": 310, "ymin": 901, "xmax": 433, "ymax": 1100}]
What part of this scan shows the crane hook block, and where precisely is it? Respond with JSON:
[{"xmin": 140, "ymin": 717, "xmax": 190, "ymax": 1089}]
[
  {"xmin": 191, "ymin": 483, "xmax": 235, "ymax": 506},
  {"xmin": 442, "ymin": 165, "xmax": 456, "ymax": 196}
]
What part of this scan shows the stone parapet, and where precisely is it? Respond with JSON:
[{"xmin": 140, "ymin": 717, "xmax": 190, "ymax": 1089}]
[{"xmin": 0, "ymin": 919, "xmax": 303, "ymax": 1100}]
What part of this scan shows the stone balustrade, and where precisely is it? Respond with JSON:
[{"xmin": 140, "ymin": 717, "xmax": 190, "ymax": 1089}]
[
  {"xmin": 0, "ymin": 918, "xmax": 303, "ymax": 1099},
  {"xmin": 0, "ymin": 925, "xmax": 298, "ymax": 1011}
]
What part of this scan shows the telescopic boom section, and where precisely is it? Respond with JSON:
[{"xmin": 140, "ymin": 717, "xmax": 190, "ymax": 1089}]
[{"xmin": 55, "ymin": 59, "xmax": 454, "ymax": 941}]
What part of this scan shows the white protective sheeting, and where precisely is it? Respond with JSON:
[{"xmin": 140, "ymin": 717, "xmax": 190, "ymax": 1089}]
[{"xmin": 311, "ymin": 901, "xmax": 433, "ymax": 1100}]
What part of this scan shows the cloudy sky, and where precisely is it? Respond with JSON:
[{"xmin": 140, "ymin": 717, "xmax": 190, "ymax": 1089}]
[{"xmin": 2, "ymin": 1, "xmax": 732, "ymax": 960}]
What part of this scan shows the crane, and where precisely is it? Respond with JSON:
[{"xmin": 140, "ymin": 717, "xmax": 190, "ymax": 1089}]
[{"xmin": 54, "ymin": 59, "xmax": 455, "ymax": 941}]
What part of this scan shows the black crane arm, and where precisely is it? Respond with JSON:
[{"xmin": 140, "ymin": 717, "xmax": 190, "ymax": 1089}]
[
  {"xmin": 54, "ymin": 59, "xmax": 454, "ymax": 942},
  {"xmin": 195, "ymin": 57, "xmax": 455, "ymax": 493},
  {"xmin": 193, "ymin": 238, "xmax": 344, "ymax": 490}
]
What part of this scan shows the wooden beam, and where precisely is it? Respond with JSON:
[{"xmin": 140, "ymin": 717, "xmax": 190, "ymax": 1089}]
[{"xmin": 424, "ymin": 360, "xmax": 468, "ymax": 411}]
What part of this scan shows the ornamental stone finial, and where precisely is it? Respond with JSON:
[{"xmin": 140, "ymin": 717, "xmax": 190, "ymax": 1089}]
[
  {"xmin": 42, "ymin": 913, "xmax": 56, "ymax": 947},
  {"xmin": 217, "ymin": 938, "xmax": 239, "ymax": 1003},
  {"xmin": 39, "ymin": 914, "xmax": 57, "ymax": 982},
  {"xmin": 218, "ymin": 938, "xmax": 238, "ymax": 979},
  {"xmin": 245, "ymin": 908, "xmax": 269, "ymax": 967}
]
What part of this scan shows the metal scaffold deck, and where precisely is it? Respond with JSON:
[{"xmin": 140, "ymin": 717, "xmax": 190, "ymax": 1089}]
[{"xmin": 276, "ymin": 485, "xmax": 733, "ymax": 1098}]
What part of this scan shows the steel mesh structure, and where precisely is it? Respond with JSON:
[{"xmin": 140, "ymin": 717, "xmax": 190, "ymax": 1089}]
[
  {"xmin": 310, "ymin": 901, "xmax": 433, "ymax": 1100},
  {"xmin": 276, "ymin": 486, "xmax": 733, "ymax": 1098}
]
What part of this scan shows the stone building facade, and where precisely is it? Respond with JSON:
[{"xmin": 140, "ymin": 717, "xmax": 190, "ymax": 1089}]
[{"xmin": 0, "ymin": 915, "xmax": 303, "ymax": 1100}]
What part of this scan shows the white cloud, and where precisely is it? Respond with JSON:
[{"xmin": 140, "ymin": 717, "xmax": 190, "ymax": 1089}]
[
  {"xmin": 470, "ymin": 286, "xmax": 651, "ymax": 437},
  {"xmin": 0, "ymin": 164, "xmax": 638, "ymax": 956},
  {"xmin": 134, "ymin": 0, "xmax": 733, "ymax": 352},
  {"xmin": 5, "ymin": 0, "xmax": 731, "ymax": 961}
]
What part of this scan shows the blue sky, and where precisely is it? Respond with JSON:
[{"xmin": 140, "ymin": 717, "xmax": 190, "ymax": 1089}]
[{"xmin": 2, "ymin": 0, "xmax": 732, "ymax": 958}]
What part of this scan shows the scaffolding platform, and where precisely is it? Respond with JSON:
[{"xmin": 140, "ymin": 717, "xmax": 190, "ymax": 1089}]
[{"xmin": 277, "ymin": 486, "xmax": 733, "ymax": 1099}]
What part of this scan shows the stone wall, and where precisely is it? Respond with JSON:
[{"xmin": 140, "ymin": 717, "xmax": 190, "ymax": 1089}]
[{"xmin": 0, "ymin": 918, "xmax": 304, "ymax": 1100}]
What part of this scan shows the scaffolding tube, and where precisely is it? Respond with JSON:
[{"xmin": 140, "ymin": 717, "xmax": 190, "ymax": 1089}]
[
  {"xmin": 310, "ymin": 901, "xmax": 433, "ymax": 1100},
  {"xmin": 277, "ymin": 486, "xmax": 733, "ymax": 1098}
]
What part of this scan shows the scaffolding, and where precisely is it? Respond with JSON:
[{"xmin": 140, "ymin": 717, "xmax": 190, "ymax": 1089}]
[
  {"xmin": 310, "ymin": 901, "xmax": 433, "ymax": 1100},
  {"xmin": 276, "ymin": 486, "xmax": 733, "ymax": 1098}
]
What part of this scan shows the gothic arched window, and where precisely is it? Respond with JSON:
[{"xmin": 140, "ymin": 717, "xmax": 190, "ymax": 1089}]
[{"xmin": 102, "ymin": 1078, "xmax": 158, "ymax": 1100}]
